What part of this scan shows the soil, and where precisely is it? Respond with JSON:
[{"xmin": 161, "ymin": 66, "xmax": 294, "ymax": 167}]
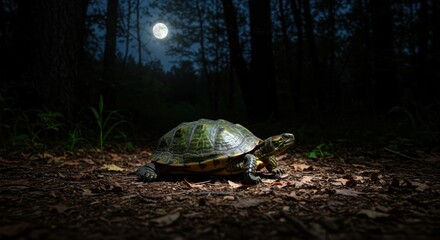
[{"xmin": 1, "ymin": 146, "xmax": 439, "ymax": 240}]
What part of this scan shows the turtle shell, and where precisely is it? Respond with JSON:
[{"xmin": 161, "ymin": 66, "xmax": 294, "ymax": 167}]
[{"xmin": 150, "ymin": 119, "xmax": 262, "ymax": 172}]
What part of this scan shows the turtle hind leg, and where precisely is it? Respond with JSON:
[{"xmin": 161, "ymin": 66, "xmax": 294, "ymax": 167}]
[{"xmin": 137, "ymin": 163, "xmax": 158, "ymax": 182}]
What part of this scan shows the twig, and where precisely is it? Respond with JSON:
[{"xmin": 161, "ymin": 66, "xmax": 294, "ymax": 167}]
[
  {"xmin": 193, "ymin": 191, "xmax": 236, "ymax": 196},
  {"xmin": 384, "ymin": 148, "xmax": 422, "ymax": 161}
]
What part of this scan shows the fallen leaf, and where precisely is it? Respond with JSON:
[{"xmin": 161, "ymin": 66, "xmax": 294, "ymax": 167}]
[
  {"xmin": 101, "ymin": 164, "xmax": 124, "ymax": 172},
  {"xmin": 110, "ymin": 182, "xmax": 123, "ymax": 192},
  {"xmin": 82, "ymin": 189, "xmax": 98, "ymax": 196},
  {"xmin": 354, "ymin": 176, "xmax": 364, "ymax": 181},
  {"xmin": 184, "ymin": 179, "xmax": 205, "ymax": 188},
  {"xmin": 51, "ymin": 204, "xmax": 71, "ymax": 214},
  {"xmin": 358, "ymin": 209, "xmax": 390, "ymax": 219},
  {"xmin": 108, "ymin": 153, "xmax": 122, "ymax": 161},
  {"xmin": 412, "ymin": 181, "xmax": 429, "ymax": 191},
  {"xmin": 233, "ymin": 198, "xmax": 264, "ymax": 208},
  {"xmin": 333, "ymin": 178, "xmax": 349, "ymax": 185},
  {"xmin": 287, "ymin": 191, "xmax": 302, "ymax": 200},
  {"xmin": 424, "ymin": 153, "xmax": 440, "ymax": 164},
  {"xmin": 375, "ymin": 205, "xmax": 392, "ymax": 213},
  {"xmin": 58, "ymin": 161, "xmax": 81, "ymax": 167},
  {"xmin": 335, "ymin": 189, "xmax": 364, "ymax": 197},
  {"xmin": 262, "ymin": 178, "xmax": 277, "ymax": 184},
  {"xmin": 291, "ymin": 163, "xmax": 311, "ymax": 171},
  {"xmin": 228, "ymin": 180, "xmax": 242, "ymax": 189},
  {"xmin": 150, "ymin": 212, "xmax": 180, "ymax": 227},
  {"xmin": 223, "ymin": 195, "xmax": 235, "ymax": 201},
  {"xmin": 82, "ymin": 158, "xmax": 95, "ymax": 165},
  {"xmin": 300, "ymin": 176, "xmax": 313, "ymax": 184}
]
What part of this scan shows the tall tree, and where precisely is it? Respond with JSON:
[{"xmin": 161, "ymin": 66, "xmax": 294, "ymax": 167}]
[
  {"xmin": 122, "ymin": 0, "xmax": 133, "ymax": 70},
  {"xmin": 277, "ymin": 0, "xmax": 299, "ymax": 112},
  {"xmin": 289, "ymin": 0, "xmax": 304, "ymax": 112},
  {"xmin": 0, "ymin": 0, "xmax": 5, "ymax": 48},
  {"xmin": 221, "ymin": 0, "xmax": 252, "ymax": 115},
  {"xmin": 325, "ymin": 0, "xmax": 339, "ymax": 109},
  {"xmin": 302, "ymin": 0, "xmax": 320, "ymax": 108},
  {"xmin": 135, "ymin": 0, "xmax": 141, "ymax": 65},
  {"xmin": 249, "ymin": 0, "xmax": 277, "ymax": 118},
  {"xmin": 432, "ymin": 1, "xmax": 440, "ymax": 100},
  {"xmin": 102, "ymin": 0, "xmax": 118, "ymax": 101},
  {"xmin": 17, "ymin": 0, "xmax": 84, "ymax": 118},
  {"xmin": 416, "ymin": 0, "xmax": 429, "ymax": 102},
  {"xmin": 195, "ymin": 0, "xmax": 215, "ymax": 112},
  {"xmin": 370, "ymin": 0, "xmax": 398, "ymax": 113}
]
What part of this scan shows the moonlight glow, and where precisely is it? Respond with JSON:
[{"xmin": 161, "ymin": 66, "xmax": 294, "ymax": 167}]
[{"xmin": 152, "ymin": 23, "xmax": 168, "ymax": 39}]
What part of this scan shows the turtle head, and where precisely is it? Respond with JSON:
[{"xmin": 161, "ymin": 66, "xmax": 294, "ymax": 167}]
[{"xmin": 260, "ymin": 133, "xmax": 295, "ymax": 156}]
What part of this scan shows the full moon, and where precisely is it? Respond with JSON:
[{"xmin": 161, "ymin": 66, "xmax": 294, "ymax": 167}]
[{"xmin": 152, "ymin": 23, "xmax": 168, "ymax": 39}]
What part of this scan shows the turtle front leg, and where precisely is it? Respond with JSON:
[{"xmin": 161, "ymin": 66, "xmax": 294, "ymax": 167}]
[
  {"xmin": 243, "ymin": 154, "xmax": 262, "ymax": 184},
  {"xmin": 137, "ymin": 163, "xmax": 158, "ymax": 182},
  {"xmin": 264, "ymin": 156, "xmax": 285, "ymax": 175}
]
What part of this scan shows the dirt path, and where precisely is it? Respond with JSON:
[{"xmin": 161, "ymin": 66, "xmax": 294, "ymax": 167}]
[{"xmin": 1, "ymin": 148, "xmax": 439, "ymax": 239}]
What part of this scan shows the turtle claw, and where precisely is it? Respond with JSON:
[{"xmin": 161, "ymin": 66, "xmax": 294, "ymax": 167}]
[
  {"xmin": 137, "ymin": 164, "xmax": 157, "ymax": 182},
  {"xmin": 244, "ymin": 175, "xmax": 262, "ymax": 185},
  {"xmin": 272, "ymin": 167, "xmax": 285, "ymax": 175}
]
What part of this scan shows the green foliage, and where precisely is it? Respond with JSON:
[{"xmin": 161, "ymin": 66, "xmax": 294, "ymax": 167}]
[
  {"xmin": 90, "ymin": 95, "xmax": 128, "ymax": 150},
  {"xmin": 36, "ymin": 108, "xmax": 64, "ymax": 144},
  {"xmin": 306, "ymin": 143, "xmax": 334, "ymax": 159},
  {"xmin": 387, "ymin": 137, "xmax": 414, "ymax": 151},
  {"xmin": 0, "ymin": 94, "xmax": 132, "ymax": 153},
  {"xmin": 66, "ymin": 124, "xmax": 84, "ymax": 151}
]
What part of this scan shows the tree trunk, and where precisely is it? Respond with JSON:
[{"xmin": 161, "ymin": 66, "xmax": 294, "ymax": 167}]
[
  {"xmin": 431, "ymin": 0, "xmax": 440, "ymax": 100},
  {"xmin": 357, "ymin": 0, "xmax": 374, "ymax": 111},
  {"xmin": 302, "ymin": 0, "xmax": 320, "ymax": 108},
  {"xmin": 221, "ymin": 0, "xmax": 252, "ymax": 115},
  {"xmin": 17, "ymin": 0, "xmax": 83, "ymax": 119},
  {"xmin": 123, "ymin": 0, "xmax": 132, "ymax": 71},
  {"xmin": 102, "ymin": 0, "xmax": 118, "ymax": 104},
  {"xmin": 279, "ymin": 0, "xmax": 300, "ymax": 112},
  {"xmin": 0, "ymin": 0, "xmax": 5, "ymax": 48},
  {"xmin": 196, "ymin": 0, "xmax": 216, "ymax": 112},
  {"xmin": 76, "ymin": 0, "xmax": 91, "ymax": 108},
  {"xmin": 289, "ymin": 0, "xmax": 304, "ymax": 112},
  {"xmin": 136, "ymin": 0, "xmax": 142, "ymax": 65},
  {"xmin": 416, "ymin": 0, "xmax": 429, "ymax": 102},
  {"xmin": 249, "ymin": 0, "xmax": 277, "ymax": 119},
  {"xmin": 370, "ymin": 0, "xmax": 398, "ymax": 113},
  {"xmin": 327, "ymin": 0, "xmax": 339, "ymax": 109}
]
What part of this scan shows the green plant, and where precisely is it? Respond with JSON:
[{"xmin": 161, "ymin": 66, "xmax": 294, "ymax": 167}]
[
  {"xmin": 90, "ymin": 95, "xmax": 128, "ymax": 150},
  {"xmin": 36, "ymin": 107, "xmax": 64, "ymax": 141},
  {"xmin": 307, "ymin": 143, "xmax": 334, "ymax": 159},
  {"xmin": 66, "ymin": 124, "xmax": 84, "ymax": 151},
  {"xmin": 10, "ymin": 109, "xmax": 41, "ymax": 149},
  {"xmin": 387, "ymin": 137, "xmax": 413, "ymax": 151}
]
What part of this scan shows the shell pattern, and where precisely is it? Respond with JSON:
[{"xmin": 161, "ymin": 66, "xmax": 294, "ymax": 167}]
[{"xmin": 151, "ymin": 119, "xmax": 262, "ymax": 167}]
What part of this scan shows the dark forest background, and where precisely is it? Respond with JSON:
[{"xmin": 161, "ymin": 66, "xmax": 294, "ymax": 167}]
[{"xmin": 0, "ymin": 0, "xmax": 439, "ymax": 150}]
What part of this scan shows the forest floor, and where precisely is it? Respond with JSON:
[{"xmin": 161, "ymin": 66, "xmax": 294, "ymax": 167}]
[{"xmin": 0, "ymin": 145, "xmax": 439, "ymax": 240}]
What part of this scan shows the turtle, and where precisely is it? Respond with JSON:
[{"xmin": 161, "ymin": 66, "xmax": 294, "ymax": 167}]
[{"xmin": 136, "ymin": 119, "xmax": 295, "ymax": 184}]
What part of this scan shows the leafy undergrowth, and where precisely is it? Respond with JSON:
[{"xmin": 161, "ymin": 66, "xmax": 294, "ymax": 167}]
[{"xmin": 0, "ymin": 146, "xmax": 439, "ymax": 240}]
